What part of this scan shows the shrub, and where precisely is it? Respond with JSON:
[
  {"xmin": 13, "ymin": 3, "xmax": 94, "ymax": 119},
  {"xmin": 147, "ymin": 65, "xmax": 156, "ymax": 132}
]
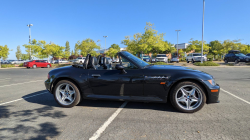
[
  {"xmin": 226, "ymin": 63, "xmax": 234, "ymax": 66},
  {"xmin": 19, "ymin": 63, "xmax": 24, "ymax": 67},
  {"xmin": 151, "ymin": 62, "xmax": 173, "ymax": 65},
  {"xmin": 1, "ymin": 64, "xmax": 15, "ymax": 68},
  {"xmin": 193, "ymin": 61, "xmax": 220, "ymax": 66}
]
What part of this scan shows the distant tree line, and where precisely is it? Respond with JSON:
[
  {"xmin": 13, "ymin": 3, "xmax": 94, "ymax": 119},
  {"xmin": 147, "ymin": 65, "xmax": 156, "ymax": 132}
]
[{"xmin": 1, "ymin": 22, "xmax": 250, "ymax": 67}]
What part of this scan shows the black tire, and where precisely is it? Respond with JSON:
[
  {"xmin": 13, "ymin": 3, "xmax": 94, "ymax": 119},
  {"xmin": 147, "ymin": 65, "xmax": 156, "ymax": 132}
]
[
  {"xmin": 177, "ymin": 61, "xmax": 179, "ymax": 63},
  {"xmin": 224, "ymin": 59, "xmax": 228, "ymax": 63},
  {"xmin": 33, "ymin": 65, "xmax": 37, "ymax": 69},
  {"xmin": 53, "ymin": 80, "xmax": 81, "ymax": 108},
  {"xmin": 187, "ymin": 60, "xmax": 189, "ymax": 63},
  {"xmin": 192, "ymin": 59, "xmax": 195, "ymax": 63},
  {"xmin": 235, "ymin": 59, "xmax": 239, "ymax": 64},
  {"xmin": 170, "ymin": 81, "xmax": 206, "ymax": 113},
  {"xmin": 27, "ymin": 67, "xmax": 30, "ymax": 69}
]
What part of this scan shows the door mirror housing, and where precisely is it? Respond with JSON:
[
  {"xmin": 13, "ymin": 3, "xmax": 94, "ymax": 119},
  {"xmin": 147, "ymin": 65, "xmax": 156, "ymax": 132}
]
[
  {"xmin": 115, "ymin": 64, "xmax": 127, "ymax": 74},
  {"xmin": 115, "ymin": 64, "xmax": 124, "ymax": 70}
]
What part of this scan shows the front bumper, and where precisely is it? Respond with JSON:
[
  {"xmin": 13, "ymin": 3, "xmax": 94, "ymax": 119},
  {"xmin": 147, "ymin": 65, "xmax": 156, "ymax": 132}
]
[
  {"xmin": 203, "ymin": 81, "xmax": 220, "ymax": 103},
  {"xmin": 45, "ymin": 79, "xmax": 52, "ymax": 93}
]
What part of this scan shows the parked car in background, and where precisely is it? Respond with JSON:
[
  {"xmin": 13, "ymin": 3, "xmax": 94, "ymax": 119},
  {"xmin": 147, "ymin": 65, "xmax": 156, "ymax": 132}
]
[
  {"xmin": 156, "ymin": 54, "xmax": 168, "ymax": 63},
  {"xmin": 224, "ymin": 50, "xmax": 250, "ymax": 63},
  {"xmin": 73, "ymin": 57, "xmax": 86, "ymax": 64},
  {"xmin": 24, "ymin": 60, "xmax": 52, "ymax": 69},
  {"xmin": 1, "ymin": 60, "xmax": 9, "ymax": 64},
  {"xmin": 106, "ymin": 57, "xmax": 112, "ymax": 64},
  {"xmin": 53, "ymin": 59, "xmax": 69, "ymax": 64},
  {"xmin": 142, "ymin": 56, "xmax": 151, "ymax": 62},
  {"xmin": 186, "ymin": 53, "xmax": 207, "ymax": 63},
  {"xmin": 170, "ymin": 56, "xmax": 179, "ymax": 63},
  {"xmin": 10, "ymin": 60, "xmax": 26, "ymax": 64},
  {"xmin": 112, "ymin": 58, "xmax": 119, "ymax": 63},
  {"xmin": 246, "ymin": 53, "xmax": 250, "ymax": 57}
]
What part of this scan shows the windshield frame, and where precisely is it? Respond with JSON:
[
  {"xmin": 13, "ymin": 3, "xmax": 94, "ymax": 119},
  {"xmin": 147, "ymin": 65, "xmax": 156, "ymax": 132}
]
[
  {"xmin": 193, "ymin": 54, "xmax": 202, "ymax": 56},
  {"xmin": 119, "ymin": 51, "xmax": 149, "ymax": 69}
]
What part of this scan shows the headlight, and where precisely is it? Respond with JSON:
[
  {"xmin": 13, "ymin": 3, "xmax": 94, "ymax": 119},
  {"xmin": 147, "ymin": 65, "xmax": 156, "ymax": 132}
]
[{"xmin": 208, "ymin": 79, "xmax": 216, "ymax": 86}]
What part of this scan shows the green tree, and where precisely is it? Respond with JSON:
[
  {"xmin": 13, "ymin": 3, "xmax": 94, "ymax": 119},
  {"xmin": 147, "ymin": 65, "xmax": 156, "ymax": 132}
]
[
  {"xmin": 0, "ymin": 45, "xmax": 10, "ymax": 68},
  {"xmin": 21, "ymin": 54, "xmax": 30, "ymax": 60},
  {"xmin": 64, "ymin": 41, "xmax": 70, "ymax": 59},
  {"xmin": 16, "ymin": 45, "xmax": 22, "ymax": 60},
  {"xmin": 37, "ymin": 40, "xmax": 55, "ymax": 62},
  {"xmin": 53, "ymin": 45, "xmax": 65, "ymax": 65},
  {"xmin": 71, "ymin": 50, "xmax": 74, "ymax": 56},
  {"xmin": 122, "ymin": 22, "xmax": 166, "ymax": 56},
  {"xmin": 186, "ymin": 39, "xmax": 210, "ymax": 55},
  {"xmin": 76, "ymin": 38, "xmax": 100, "ymax": 56},
  {"xmin": 74, "ymin": 43, "xmax": 79, "ymax": 56},
  {"xmin": 22, "ymin": 39, "xmax": 42, "ymax": 60}
]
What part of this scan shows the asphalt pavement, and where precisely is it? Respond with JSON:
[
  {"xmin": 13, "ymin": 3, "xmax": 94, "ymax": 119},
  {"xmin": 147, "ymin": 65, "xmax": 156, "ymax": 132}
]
[{"xmin": 0, "ymin": 67, "xmax": 250, "ymax": 140}]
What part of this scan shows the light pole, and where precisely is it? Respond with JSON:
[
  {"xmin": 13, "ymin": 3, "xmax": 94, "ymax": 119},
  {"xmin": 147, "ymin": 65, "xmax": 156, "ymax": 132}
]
[
  {"xmin": 175, "ymin": 30, "xmax": 181, "ymax": 57},
  {"xmin": 103, "ymin": 36, "xmax": 108, "ymax": 54},
  {"xmin": 27, "ymin": 24, "xmax": 33, "ymax": 60},
  {"xmin": 201, "ymin": 0, "xmax": 205, "ymax": 63}
]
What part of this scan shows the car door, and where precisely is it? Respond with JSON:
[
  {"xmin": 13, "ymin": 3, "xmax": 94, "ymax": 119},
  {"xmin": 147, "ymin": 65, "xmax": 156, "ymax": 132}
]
[
  {"xmin": 35, "ymin": 60, "xmax": 41, "ymax": 67},
  {"xmin": 88, "ymin": 56, "xmax": 144, "ymax": 97}
]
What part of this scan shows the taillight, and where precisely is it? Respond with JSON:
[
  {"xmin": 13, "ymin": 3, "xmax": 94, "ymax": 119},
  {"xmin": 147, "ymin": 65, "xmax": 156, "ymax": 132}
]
[{"xmin": 48, "ymin": 74, "xmax": 50, "ymax": 79}]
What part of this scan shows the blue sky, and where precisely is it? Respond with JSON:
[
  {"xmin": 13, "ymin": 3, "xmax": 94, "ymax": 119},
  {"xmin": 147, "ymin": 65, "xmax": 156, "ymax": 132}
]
[{"xmin": 1, "ymin": 0, "xmax": 250, "ymax": 59}]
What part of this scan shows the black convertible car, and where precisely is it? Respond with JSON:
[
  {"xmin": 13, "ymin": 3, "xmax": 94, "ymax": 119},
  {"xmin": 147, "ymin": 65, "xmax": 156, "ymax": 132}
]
[{"xmin": 45, "ymin": 51, "xmax": 220, "ymax": 113}]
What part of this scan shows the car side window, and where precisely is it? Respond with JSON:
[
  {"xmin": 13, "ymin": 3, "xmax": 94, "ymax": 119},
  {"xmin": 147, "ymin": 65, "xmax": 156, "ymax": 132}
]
[
  {"xmin": 35, "ymin": 60, "xmax": 39, "ymax": 62},
  {"xmin": 120, "ymin": 56, "xmax": 138, "ymax": 70}
]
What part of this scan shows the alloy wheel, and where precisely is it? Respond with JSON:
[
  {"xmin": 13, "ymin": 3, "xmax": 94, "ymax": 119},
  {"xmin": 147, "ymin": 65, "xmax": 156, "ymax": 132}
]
[
  {"xmin": 175, "ymin": 85, "xmax": 202, "ymax": 111},
  {"xmin": 55, "ymin": 83, "xmax": 76, "ymax": 106}
]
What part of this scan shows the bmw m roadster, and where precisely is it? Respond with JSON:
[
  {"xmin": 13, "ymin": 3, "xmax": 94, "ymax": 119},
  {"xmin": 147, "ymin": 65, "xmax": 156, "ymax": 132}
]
[{"xmin": 45, "ymin": 51, "xmax": 220, "ymax": 113}]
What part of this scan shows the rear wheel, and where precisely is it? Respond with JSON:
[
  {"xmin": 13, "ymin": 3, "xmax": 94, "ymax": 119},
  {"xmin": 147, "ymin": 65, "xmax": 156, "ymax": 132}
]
[
  {"xmin": 170, "ymin": 81, "xmax": 206, "ymax": 113},
  {"xmin": 33, "ymin": 65, "xmax": 37, "ymax": 69},
  {"xmin": 53, "ymin": 80, "xmax": 81, "ymax": 108},
  {"xmin": 47, "ymin": 64, "xmax": 50, "ymax": 68}
]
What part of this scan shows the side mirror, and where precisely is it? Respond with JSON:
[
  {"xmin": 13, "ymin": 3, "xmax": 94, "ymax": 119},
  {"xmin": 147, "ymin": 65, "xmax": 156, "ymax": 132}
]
[{"xmin": 115, "ymin": 64, "xmax": 124, "ymax": 70}]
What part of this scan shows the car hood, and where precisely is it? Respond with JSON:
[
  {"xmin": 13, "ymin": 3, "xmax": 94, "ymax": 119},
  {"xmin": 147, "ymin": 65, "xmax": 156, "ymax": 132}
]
[{"xmin": 145, "ymin": 65, "xmax": 212, "ymax": 78}]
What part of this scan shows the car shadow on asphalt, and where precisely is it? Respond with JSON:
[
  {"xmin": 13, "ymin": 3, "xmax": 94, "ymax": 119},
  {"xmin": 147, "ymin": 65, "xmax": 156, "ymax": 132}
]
[
  {"xmin": 0, "ymin": 92, "xmax": 67, "ymax": 139},
  {"xmin": 23, "ymin": 90, "xmax": 178, "ymax": 113}
]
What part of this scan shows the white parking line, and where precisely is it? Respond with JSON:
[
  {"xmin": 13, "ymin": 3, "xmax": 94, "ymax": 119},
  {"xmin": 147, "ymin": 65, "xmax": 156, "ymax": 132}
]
[
  {"xmin": 89, "ymin": 101, "xmax": 128, "ymax": 140},
  {"xmin": 0, "ymin": 80, "xmax": 43, "ymax": 88},
  {"xmin": 0, "ymin": 91, "xmax": 48, "ymax": 106},
  {"xmin": 221, "ymin": 88, "xmax": 250, "ymax": 105}
]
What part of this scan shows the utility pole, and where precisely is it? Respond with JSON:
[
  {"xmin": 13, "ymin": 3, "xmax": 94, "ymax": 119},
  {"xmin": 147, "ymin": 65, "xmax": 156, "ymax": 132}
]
[
  {"xmin": 201, "ymin": 0, "xmax": 205, "ymax": 63},
  {"xmin": 175, "ymin": 30, "xmax": 181, "ymax": 57},
  {"xmin": 27, "ymin": 24, "xmax": 33, "ymax": 60},
  {"xmin": 103, "ymin": 36, "xmax": 108, "ymax": 54}
]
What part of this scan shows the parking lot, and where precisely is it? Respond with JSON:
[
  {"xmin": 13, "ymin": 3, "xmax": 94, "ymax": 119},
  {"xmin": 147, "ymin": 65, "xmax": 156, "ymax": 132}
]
[{"xmin": 0, "ymin": 67, "xmax": 250, "ymax": 140}]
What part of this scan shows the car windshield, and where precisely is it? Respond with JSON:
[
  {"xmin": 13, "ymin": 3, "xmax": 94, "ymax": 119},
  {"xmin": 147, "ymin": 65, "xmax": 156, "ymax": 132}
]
[
  {"xmin": 193, "ymin": 54, "xmax": 202, "ymax": 56},
  {"xmin": 121, "ymin": 52, "xmax": 149, "ymax": 68},
  {"xmin": 235, "ymin": 53, "xmax": 245, "ymax": 56},
  {"xmin": 157, "ymin": 55, "xmax": 166, "ymax": 57}
]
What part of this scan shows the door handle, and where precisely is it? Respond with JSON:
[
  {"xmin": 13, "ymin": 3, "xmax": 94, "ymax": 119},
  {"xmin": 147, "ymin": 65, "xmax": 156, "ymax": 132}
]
[{"xmin": 92, "ymin": 74, "xmax": 101, "ymax": 77}]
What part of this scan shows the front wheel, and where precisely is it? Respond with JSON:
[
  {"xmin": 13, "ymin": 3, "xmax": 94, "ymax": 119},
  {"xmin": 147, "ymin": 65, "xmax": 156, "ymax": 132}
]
[
  {"xmin": 33, "ymin": 65, "xmax": 37, "ymax": 69},
  {"xmin": 187, "ymin": 60, "xmax": 189, "ymax": 63},
  {"xmin": 192, "ymin": 59, "xmax": 195, "ymax": 63},
  {"xmin": 47, "ymin": 64, "xmax": 50, "ymax": 68},
  {"xmin": 235, "ymin": 59, "xmax": 239, "ymax": 64},
  {"xmin": 170, "ymin": 81, "xmax": 206, "ymax": 113},
  {"xmin": 53, "ymin": 80, "xmax": 81, "ymax": 108},
  {"xmin": 224, "ymin": 59, "xmax": 228, "ymax": 63}
]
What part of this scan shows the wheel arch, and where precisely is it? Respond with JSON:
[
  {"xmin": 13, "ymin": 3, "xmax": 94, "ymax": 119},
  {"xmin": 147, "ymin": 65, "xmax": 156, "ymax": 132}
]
[
  {"xmin": 167, "ymin": 78, "xmax": 209, "ymax": 103},
  {"xmin": 51, "ymin": 77, "xmax": 82, "ymax": 95}
]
